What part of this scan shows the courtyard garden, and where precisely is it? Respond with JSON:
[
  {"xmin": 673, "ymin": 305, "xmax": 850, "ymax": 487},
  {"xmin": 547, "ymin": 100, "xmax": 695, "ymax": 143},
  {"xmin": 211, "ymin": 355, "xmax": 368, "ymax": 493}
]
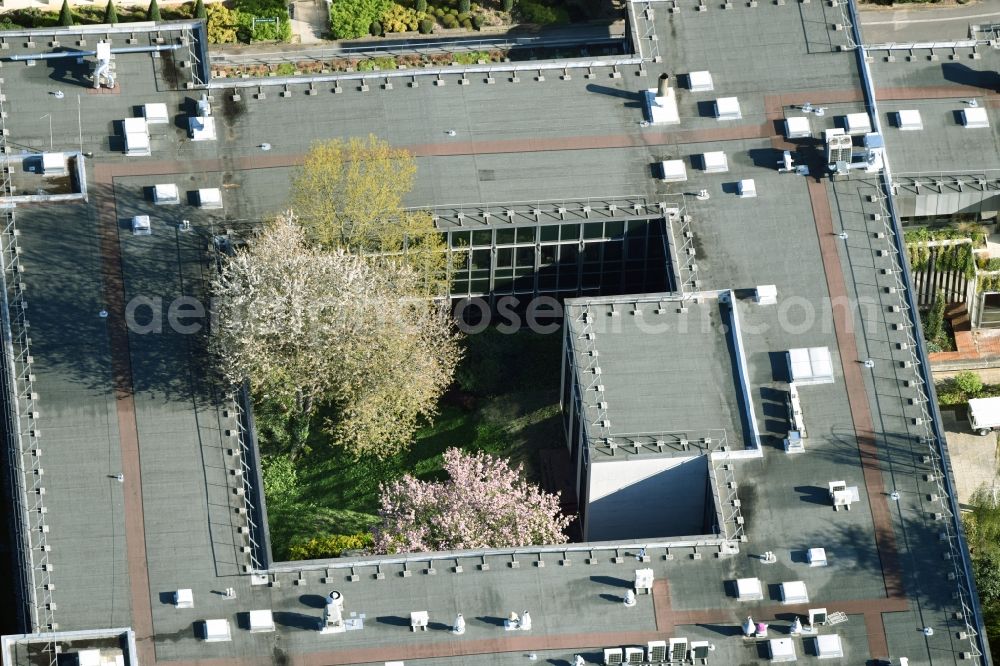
[{"xmin": 260, "ymin": 327, "xmax": 566, "ymax": 561}]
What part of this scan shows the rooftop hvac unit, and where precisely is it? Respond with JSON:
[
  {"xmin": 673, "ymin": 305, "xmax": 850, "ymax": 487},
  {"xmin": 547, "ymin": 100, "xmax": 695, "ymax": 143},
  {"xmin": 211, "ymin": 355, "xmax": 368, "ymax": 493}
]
[
  {"xmin": 624, "ymin": 647, "xmax": 644, "ymax": 663},
  {"xmin": 896, "ymin": 109, "xmax": 923, "ymax": 131},
  {"xmin": 668, "ymin": 638, "xmax": 688, "ymax": 662},
  {"xmin": 647, "ymin": 640, "xmax": 667, "ymax": 662},
  {"xmin": 604, "ymin": 648, "xmax": 624, "ymax": 665},
  {"xmin": 687, "ymin": 70, "xmax": 714, "ymax": 92},
  {"xmin": 961, "ymin": 106, "xmax": 990, "ymax": 128}
]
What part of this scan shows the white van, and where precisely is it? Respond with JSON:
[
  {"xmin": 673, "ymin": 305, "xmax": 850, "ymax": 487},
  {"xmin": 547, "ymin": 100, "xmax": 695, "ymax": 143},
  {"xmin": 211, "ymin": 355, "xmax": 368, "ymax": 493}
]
[{"xmin": 968, "ymin": 397, "xmax": 1000, "ymax": 436}]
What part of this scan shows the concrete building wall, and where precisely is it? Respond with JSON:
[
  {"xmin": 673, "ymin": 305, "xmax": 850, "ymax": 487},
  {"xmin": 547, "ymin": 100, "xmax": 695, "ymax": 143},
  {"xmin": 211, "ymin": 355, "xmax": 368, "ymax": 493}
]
[{"xmin": 585, "ymin": 455, "xmax": 708, "ymax": 541}]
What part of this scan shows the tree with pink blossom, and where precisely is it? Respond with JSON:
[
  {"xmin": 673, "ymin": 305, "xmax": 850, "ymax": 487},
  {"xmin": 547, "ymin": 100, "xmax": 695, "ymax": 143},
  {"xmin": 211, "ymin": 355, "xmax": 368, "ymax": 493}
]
[{"xmin": 373, "ymin": 448, "xmax": 571, "ymax": 553}]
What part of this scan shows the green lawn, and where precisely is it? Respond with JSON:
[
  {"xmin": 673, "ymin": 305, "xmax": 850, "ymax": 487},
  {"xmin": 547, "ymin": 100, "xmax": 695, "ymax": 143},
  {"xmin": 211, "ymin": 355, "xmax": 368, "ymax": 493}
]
[{"xmin": 261, "ymin": 328, "xmax": 566, "ymax": 561}]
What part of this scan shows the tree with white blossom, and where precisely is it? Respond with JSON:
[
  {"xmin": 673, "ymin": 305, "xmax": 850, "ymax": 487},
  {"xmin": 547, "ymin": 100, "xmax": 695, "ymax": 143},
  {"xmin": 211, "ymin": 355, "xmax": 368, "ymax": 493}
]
[
  {"xmin": 372, "ymin": 448, "xmax": 571, "ymax": 553},
  {"xmin": 209, "ymin": 212, "xmax": 460, "ymax": 459}
]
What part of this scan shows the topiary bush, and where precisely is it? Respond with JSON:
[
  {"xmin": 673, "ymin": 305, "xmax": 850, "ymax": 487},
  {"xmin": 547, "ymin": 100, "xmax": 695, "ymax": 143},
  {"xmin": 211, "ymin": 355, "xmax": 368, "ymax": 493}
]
[
  {"xmin": 418, "ymin": 17, "xmax": 434, "ymax": 32},
  {"xmin": 416, "ymin": 0, "xmax": 426, "ymax": 10},
  {"xmin": 459, "ymin": 0, "xmax": 469, "ymax": 12},
  {"xmin": 103, "ymin": 0, "xmax": 118, "ymax": 24},
  {"xmin": 146, "ymin": 0, "xmax": 161, "ymax": 21},
  {"xmin": 442, "ymin": 13, "xmax": 458, "ymax": 27},
  {"xmin": 59, "ymin": 0, "xmax": 74, "ymax": 26}
]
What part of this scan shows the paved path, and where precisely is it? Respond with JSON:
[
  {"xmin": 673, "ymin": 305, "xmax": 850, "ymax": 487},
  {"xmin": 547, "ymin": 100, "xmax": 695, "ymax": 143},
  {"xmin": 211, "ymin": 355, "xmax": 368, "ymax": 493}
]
[
  {"xmin": 941, "ymin": 410, "xmax": 999, "ymax": 503},
  {"xmin": 860, "ymin": 0, "xmax": 1000, "ymax": 42},
  {"xmin": 93, "ymin": 164, "xmax": 156, "ymax": 666}
]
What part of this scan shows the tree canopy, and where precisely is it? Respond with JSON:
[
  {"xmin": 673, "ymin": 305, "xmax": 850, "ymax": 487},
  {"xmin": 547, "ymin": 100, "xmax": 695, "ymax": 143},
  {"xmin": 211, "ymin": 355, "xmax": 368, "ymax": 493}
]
[
  {"xmin": 291, "ymin": 135, "xmax": 447, "ymax": 295},
  {"xmin": 373, "ymin": 448, "xmax": 571, "ymax": 553},
  {"xmin": 210, "ymin": 213, "xmax": 460, "ymax": 459}
]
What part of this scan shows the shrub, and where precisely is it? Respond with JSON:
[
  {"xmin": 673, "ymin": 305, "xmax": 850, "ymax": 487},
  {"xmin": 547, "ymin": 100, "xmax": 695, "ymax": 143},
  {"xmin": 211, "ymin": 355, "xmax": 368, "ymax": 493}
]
[
  {"xmin": 146, "ymin": 0, "xmax": 161, "ymax": 21},
  {"xmin": 458, "ymin": 0, "xmax": 469, "ymax": 12},
  {"xmin": 194, "ymin": 0, "xmax": 206, "ymax": 19},
  {"xmin": 287, "ymin": 533, "xmax": 374, "ymax": 560},
  {"xmin": 516, "ymin": 0, "xmax": 567, "ymax": 23},
  {"xmin": 460, "ymin": 17, "xmax": 472, "ymax": 28},
  {"xmin": 206, "ymin": 3, "xmax": 240, "ymax": 43},
  {"xmin": 329, "ymin": 0, "xmax": 392, "ymax": 39},
  {"xmin": 502, "ymin": 0, "xmax": 513, "ymax": 11},
  {"xmin": 103, "ymin": 0, "xmax": 118, "ymax": 23},
  {"xmin": 442, "ymin": 13, "xmax": 458, "ymax": 27},
  {"xmin": 955, "ymin": 371, "xmax": 984, "ymax": 397},
  {"xmin": 275, "ymin": 62, "xmax": 295, "ymax": 75},
  {"xmin": 381, "ymin": 3, "xmax": 418, "ymax": 32},
  {"xmin": 416, "ymin": 0, "xmax": 426, "ymax": 10},
  {"xmin": 471, "ymin": 13, "xmax": 481, "ymax": 28},
  {"xmin": 418, "ymin": 17, "xmax": 434, "ymax": 32},
  {"xmin": 59, "ymin": 0, "xmax": 74, "ymax": 26},
  {"xmin": 369, "ymin": 19, "xmax": 382, "ymax": 34},
  {"xmin": 925, "ymin": 289, "xmax": 946, "ymax": 345}
]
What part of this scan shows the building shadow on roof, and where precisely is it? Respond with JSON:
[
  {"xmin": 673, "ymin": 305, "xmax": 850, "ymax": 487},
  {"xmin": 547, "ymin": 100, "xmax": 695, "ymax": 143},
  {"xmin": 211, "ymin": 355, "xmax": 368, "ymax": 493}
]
[
  {"xmin": 375, "ymin": 615, "xmax": 413, "ymax": 627},
  {"xmin": 273, "ymin": 611, "xmax": 319, "ymax": 630},
  {"xmin": 699, "ymin": 623, "xmax": 744, "ymax": 637},
  {"xmin": 588, "ymin": 575, "xmax": 632, "ymax": 589},
  {"xmin": 793, "ymin": 485, "xmax": 829, "ymax": 506},
  {"xmin": 585, "ymin": 84, "xmax": 643, "ymax": 109},
  {"xmin": 476, "ymin": 615, "xmax": 508, "ymax": 627},
  {"xmin": 941, "ymin": 62, "xmax": 1000, "ymax": 92},
  {"xmin": 298, "ymin": 593, "xmax": 328, "ymax": 609}
]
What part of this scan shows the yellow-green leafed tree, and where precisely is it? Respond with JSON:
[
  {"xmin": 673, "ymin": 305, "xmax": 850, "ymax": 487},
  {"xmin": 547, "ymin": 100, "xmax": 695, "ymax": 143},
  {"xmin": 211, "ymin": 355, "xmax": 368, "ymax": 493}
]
[{"xmin": 291, "ymin": 135, "xmax": 447, "ymax": 295}]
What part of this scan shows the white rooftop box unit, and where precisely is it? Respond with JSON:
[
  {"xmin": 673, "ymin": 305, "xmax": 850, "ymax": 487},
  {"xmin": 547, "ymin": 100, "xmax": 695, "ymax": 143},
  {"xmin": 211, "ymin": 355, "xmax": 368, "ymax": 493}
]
[
  {"xmin": 173, "ymin": 588, "xmax": 193, "ymax": 608},
  {"xmin": 755, "ymin": 284, "xmax": 777, "ymax": 305},
  {"xmin": 142, "ymin": 103, "xmax": 169, "ymax": 125},
  {"xmin": 784, "ymin": 116, "xmax": 811, "ymax": 139},
  {"xmin": 962, "ymin": 106, "xmax": 990, "ymax": 128},
  {"xmin": 780, "ymin": 580, "xmax": 809, "ymax": 604},
  {"xmin": 604, "ymin": 647, "xmax": 624, "ymax": 664},
  {"xmin": 715, "ymin": 96, "xmax": 742, "ymax": 120},
  {"xmin": 738, "ymin": 179, "xmax": 756, "ymax": 198},
  {"xmin": 815, "ymin": 634, "xmax": 843, "ymax": 659},
  {"xmin": 736, "ymin": 577, "xmax": 763, "ymax": 600},
  {"xmin": 896, "ymin": 109, "xmax": 923, "ymax": 131},
  {"xmin": 41, "ymin": 152, "xmax": 67, "ymax": 175},
  {"xmin": 768, "ymin": 637, "xmax": 797, "ymax": 662},
  {"xmin": 248, "ymin": 609, "xmax": 275, "ymax": 633},
  {"xmin": 189, "ymin": 116, "xmax": 217, "ymax": 141},
  {"xmin": 807, "ymin": 547, "xmax": 827, "ymax": 567},
  {"xmin": 786, "ymin": 347, "xmax": 833, "ymax": 385},
  {"xmin": 634, "ymin": 568, "xmax": 654, "ymax": 593},
  {"xmin": 198, "ymin": 188, "xmax": 223, "ymax": 209},
  {"xmin": 844, "ymin": 112, "xmax": 872, "ymax": 135},
  {"xmin": 153, "ymin": 183, "xmax": 180, "ymax": 205},
  {"xmin": 75, "ymin": 649, "xmax": 102, "ymax": 666},
  {"xmin": 123, "ymin": 117, "xmax": 150, "ymax": 157},
  {"xmin": 644, "ymin": 86, "xmax": 680, "ymax": 125},
  {"xmin": 131, "ymin": 215, "xmax": 151, "ymax": 236},
  {"xmin": 702, "ymin": 151, "xmax": 729, "ymax": 173},
  {"xmin": 968, "ymin": 397, "xmax": 1000, "ymax": 435},
  {"xmin": 660, "ymin": 160, "xmax": 687, "ymax": 182},
  {"xmin": 687, "ymin": 70, "xmax": 714, "ymax": 92},
  {"xmin": 647, "ymin": 641, "xmax": 667, "ymax": 662},
  {"xmin": 202, "ymin": 618, "xmax": 232, "ymax": 642}
]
